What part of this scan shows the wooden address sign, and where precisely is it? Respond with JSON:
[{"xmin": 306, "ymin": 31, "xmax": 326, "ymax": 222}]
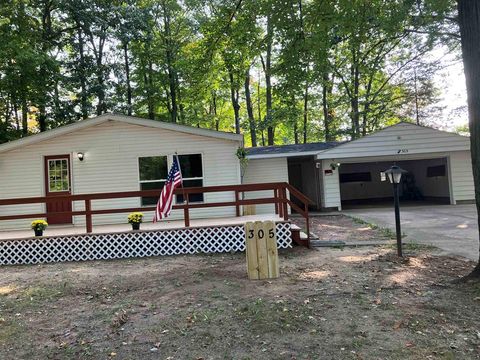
[{"xmin": 245, "ymin": 221, "xmax": 280, "ymax": 280}]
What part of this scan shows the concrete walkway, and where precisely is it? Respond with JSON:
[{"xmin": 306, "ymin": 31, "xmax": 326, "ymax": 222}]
[{"xmin": 343, "ymin": 204, "xmax": 479, "ymax": 261}]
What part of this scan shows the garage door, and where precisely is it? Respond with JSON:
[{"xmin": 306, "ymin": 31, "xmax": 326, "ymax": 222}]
[{"xmin": 339, "ymin": 158, "xmax": 451, "ymax": 207}]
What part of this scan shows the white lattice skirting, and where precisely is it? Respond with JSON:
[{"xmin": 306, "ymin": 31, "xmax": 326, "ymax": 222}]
[{"xmin": 0, "ymin": 222, "xmax": 292, "ymax": 266}]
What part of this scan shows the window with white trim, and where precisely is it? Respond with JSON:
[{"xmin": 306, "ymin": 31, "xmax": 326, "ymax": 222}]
[
  {"xmin": 139, "ymin": 156, "xmax": 168, "ymax": 206},
  {"xmin": 177, "ymin": 154, "xmax": 204, "ymax": 203}
]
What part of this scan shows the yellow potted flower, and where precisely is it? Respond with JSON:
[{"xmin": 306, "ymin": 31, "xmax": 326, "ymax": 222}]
[
  {"xmin": 128, "ymin": 212, "xmax": 144, "ymax": 230},
  {"xmin": 31, "ymin": 220, "xmax": 48, "ymax": 237}
]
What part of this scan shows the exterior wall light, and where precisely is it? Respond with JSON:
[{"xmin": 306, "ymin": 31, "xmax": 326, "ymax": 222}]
[
  {"xmin": 77, "ymin": 152, "xmax": 85, "ymax": 161},
  {"xmin": 330, "ymin": 162, "xmax": 341, "ymax": 170}
]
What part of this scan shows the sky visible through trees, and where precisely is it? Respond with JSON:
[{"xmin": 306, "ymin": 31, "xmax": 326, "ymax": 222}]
[{"xmin": 0, "ymin": 0, "xmax": 464, "ymax": 146}]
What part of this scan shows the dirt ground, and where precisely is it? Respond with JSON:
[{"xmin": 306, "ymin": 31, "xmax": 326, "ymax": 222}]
[
  {"xmin": 293, "ymin": 214, "xmax": 394, "ymax": 243},
  {"xmin": 1, "ymin": 219, "xmax": 480, "ymax": 359}
]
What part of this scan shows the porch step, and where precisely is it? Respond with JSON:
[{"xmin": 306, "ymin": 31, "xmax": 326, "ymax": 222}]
[{"xmin": 290, "ymin": 224, "xmax": 310, "ymax": 248}]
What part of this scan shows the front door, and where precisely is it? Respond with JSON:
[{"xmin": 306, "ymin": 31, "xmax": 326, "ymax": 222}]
[{"xmin": 44, "ymin": 155, "xmax": 72, "ymax": 224}]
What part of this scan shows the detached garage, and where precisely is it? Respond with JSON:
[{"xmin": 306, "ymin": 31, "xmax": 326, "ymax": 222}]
[{"xmin": 245, "ymin": 122, "xmax": 475, "ymax": 213}]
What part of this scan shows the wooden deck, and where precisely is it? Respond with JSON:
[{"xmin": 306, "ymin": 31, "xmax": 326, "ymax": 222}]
[{"xmin": 0, "ymin": 214, "xmax": 283, "ymax": 241}]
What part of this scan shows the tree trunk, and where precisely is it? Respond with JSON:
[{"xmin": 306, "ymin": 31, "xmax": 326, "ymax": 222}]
[
  {"xmin": 123, "ymin": 42, "xmax": 132, "ymax": 116},
  {"xmin": 96, "ymin": 63, "xmax": 105, "ymax": 116},
  {"xmin": 21, "ymin": 97, "xmax": 28, "ymax": 136},
  {"xmin": 54, "ymin": 77, "xmax": 60, "ymax": 122},
  {"xmin": 303, "ymin": 84, "xmax": 308, "ymax": 143},
  {"xmin": 265, "ymin": 15, "xmax": 274, "ymax": 145},
  {"xmin": 77, "ymin": 27, "xmax": 88, "ymax": 119},
  {"xmin": 458, "ymin": 0, "xmax": 480, "ymax": 277},
  {"xmin": 13, "ymin": 95, "xmax": 19, "ymax": 130},
  {"xmin": 163, "ymin": 0, "xmax": 178, "ymax": 123},
  {"xmin": 177, "ymin": 77, "xmax": 185, "ymax": 123},
  {"xmin": 350, "ymin": 48, "xmax": 360, "ymax": 139},
  {"xmin": 228, "ymin": 68, "xmax": 241, "ymax": 134},
  {"xmin": 244, "ymin": 69, "xmax": 257, "ymax": 147},
  {"xmin": 211, "ymin": 90, "xmax": 219, "ymax": 131},
  {"xmin": 294, "ymin": 121, "xmax": 299, "ymax": 144},
  {"xmin": 147, "ymin": 60, "xmax": 155, "ymax": 120},
  {"xmin": 38, "ymin": 0, "xmax": 53, "ymax": 132},
  {"xmin": 414, "ymin": 68, "xmax": 420, "ymax": 125},
  {"xmin": 322, "ymin": 72, "xmax": 335, "ymax": 141}
]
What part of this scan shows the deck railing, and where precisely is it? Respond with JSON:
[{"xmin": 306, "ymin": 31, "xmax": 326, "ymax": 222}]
[{"xmin": 0, "ymin": 182, "xmax": 313, "ymax": 240}]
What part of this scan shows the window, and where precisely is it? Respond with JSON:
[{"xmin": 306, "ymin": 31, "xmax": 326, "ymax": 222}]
[
  {"xmin": 427, "ymin": 165, "xmax": 446, "ymax": 177},
  {"xmin": 177, "ymin": 154, "xmax": 204, "ymax": 203},
  {"xmin": 139, "ymin": 156, "xmax": 168, "ymax": 206},
  {"xmin": 48, "ymin": 159, "xmax": 70, "ymax": 192},
  {"xmin": 339, "ymin": 172, "xmax": 372, "ymax": 183}
]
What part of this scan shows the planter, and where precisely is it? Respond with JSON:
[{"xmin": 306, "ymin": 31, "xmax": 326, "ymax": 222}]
[
  {"xmin": 34, "ymin": 229, "xmax": 43, "ymax": 237},
  {"xmin": 131, "ymin": 223, "xmax": 140, "ymax": 231}
]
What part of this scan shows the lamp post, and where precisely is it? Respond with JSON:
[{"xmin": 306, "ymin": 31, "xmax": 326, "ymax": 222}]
[{"xmin": 384, "ymin": 165, "xmax": 407, "ymax": 257}]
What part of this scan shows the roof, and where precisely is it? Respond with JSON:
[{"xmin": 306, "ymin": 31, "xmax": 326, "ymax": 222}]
[
  {"xmin": 316, "ymin": 122, "xmax": 470, "ymax": 160},
  {"xmin": 246, "ymin": 141, "xmax": 341, "ymax": 159},
  {"xmin": 0, "ymin": 113, "xmax": 243, "ymax": 154}
]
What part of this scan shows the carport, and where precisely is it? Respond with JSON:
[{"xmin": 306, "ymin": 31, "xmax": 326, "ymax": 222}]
[{"xmin": 316, "ymin": 122, "xmax": 474, "ymax": 211}]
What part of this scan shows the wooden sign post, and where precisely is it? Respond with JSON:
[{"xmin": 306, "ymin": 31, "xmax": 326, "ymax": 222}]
[{"xmin": 245, "ymin": 220, "xmax": 280, "ymax": 280}]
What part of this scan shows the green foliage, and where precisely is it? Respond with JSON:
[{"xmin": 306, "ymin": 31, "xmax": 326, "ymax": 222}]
[{"xmin": 0, "ymin": 0, "xmax": 457, "ymax": 145}]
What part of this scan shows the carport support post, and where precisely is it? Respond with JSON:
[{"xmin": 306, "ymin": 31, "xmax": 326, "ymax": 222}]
[{"xmin": 393, "ymin": 183, "xmax": 403, "ymax": 257}]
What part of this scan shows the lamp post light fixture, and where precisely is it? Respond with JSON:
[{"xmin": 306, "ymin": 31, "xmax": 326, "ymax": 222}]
[{"xmin": 384, "ymin": 165, "xmax": 407, "ymax": 257}]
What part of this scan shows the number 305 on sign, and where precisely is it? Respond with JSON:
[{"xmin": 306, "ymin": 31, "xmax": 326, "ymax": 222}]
[{"xmin": 247, "ymin": 227, "xmax": 275, "ymax": 240}]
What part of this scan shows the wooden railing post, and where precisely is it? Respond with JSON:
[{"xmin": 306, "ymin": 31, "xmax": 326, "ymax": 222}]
[
  {"xmin": 85, "ymin": 199, "xmax": 93, "ymax": 233},
  {"xmin": 274, "ymin": 188, "xmax": 279, "ymax": 215},
  {"xmin": 282, "ymin": 186, "xmax": 288, "ymax": 221},
  {"xmin": 278, "ymin": 187, "xmax": 284, "ymax": 218},
  {"xmin": 184, "ymin": 193, "xmax": 190, "ymax": 227},
  {"xmin": 305, "ymin": 203, "xmax": 310, "ymax": 247},
  {"xmin": 235, "ymin": 190, "xmax": 240, "ymax": 217}
]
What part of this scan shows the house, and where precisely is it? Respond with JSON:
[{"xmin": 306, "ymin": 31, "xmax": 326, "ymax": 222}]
[
  {"xmin": 0, "ymin": 114, "xmax": 243, "ymax": 230},
  {"xmin": 244, "ymin": 122, "xmax": 475, "ymax": 211},
  {"xmin": 0, "ymin": 118, "xmax": 474, "ymax": 232}
]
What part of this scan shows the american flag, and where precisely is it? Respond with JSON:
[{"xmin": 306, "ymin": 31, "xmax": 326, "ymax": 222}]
[{"xmin": 153, "ymin": 156, "xmax": 183, "ymax": 222}]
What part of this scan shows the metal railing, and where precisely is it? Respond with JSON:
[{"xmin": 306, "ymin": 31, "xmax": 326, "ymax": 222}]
[{"xmin": 0, "ymin": 182, "xmax": 313, "ymax": 240}]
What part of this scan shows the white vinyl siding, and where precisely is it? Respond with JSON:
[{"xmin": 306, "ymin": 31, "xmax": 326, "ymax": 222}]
[
  {"xmin": 449, "ymin": 150, "xmax": 475, "ymax": 202},
  {"xmin": 243, "ymin": 157, "xmax": 289, "ymax": 214},
  {"xmin": 0, "ymin": 120, "xmax": 241, "ymax": 230},
  {"xmin": 320, "ymin": 160, "xmax": 342, "ymax": 210}
]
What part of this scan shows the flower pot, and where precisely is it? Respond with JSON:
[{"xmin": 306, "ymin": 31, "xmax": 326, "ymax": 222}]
[
  {"xmin": 34, "ymin": 229, "xmax": 43, "ymax": 237},
  {"xmin": 131, "ymin": 223, "xmax": 140, "ymax": 231}
]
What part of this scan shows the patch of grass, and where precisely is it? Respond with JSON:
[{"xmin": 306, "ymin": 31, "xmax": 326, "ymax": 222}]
[
  {"xmin": 234, "ymin": 298, "xmax": 315, "ymax": 333},
  {"xmin": 403, "ymin": 242, "xmax": 437, "ymax": 251},
  {"xmin": 0, "ymin": 318, "xmax": 25, "ymax": 346},
  {"xmin": 1, "ymin": 283, "xmax": 71, "ymax": 314},
  {"xmin": 383, "ymin": 242, "xmax": 437, "ymax": 252},
  {"xmin": 350, "ymin": 216, "xmax": 396, "ymax": 239}
]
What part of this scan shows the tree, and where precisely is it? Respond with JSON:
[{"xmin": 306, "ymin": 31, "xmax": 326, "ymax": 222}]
[
  {"xmin": 457, "ymin": 0, "xmax": 480, "ymax": 278},
  {"xmin": 0, "ymin": 0, "xmax": 462, "ymax": 145}
]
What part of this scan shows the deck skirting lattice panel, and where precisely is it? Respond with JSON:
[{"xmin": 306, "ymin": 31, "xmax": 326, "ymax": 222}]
[{"xmin": 0, "ymin": 222, "xmax": 292, "ymax": 266}]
